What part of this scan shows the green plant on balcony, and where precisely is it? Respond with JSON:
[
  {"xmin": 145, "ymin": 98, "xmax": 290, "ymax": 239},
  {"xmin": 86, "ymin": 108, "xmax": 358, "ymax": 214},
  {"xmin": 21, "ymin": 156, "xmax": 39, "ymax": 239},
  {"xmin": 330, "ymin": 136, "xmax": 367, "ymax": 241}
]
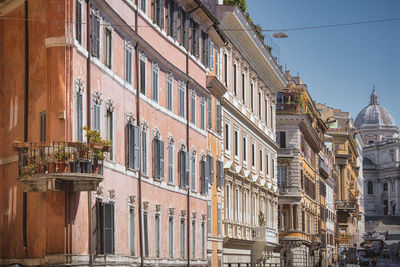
[
  {"xmin": 84, "ymin": 126, "xmax": 111, "ymax": 172},
  {"xmin": 258, "ymin": 211, "xmax": 266, "ymax": 226},
  {"xmin": 55, "ymin": 141, "xmax": 70, "ymax": 172},
  {"xmin": 21, "ymin": 162, "xmax": 37, "ymax": 175}
]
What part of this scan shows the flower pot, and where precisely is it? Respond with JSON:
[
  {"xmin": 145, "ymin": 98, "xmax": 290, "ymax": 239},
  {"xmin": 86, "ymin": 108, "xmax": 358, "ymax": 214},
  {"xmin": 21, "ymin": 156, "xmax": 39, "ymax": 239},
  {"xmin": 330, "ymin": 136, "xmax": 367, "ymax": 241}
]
[
  {"xmin": 38, "ymin": 164, "xmax": 46, "ymax": 173},
  {"xmin": 70, "ymin": 161, "xmax": 81, "ymax": 173},
  {"xmin": 48, "ymin": 162, "xmax": 56, "ymax": 173},
  {"xmin": 80, "ymin": 161, "xmax": 92, "ymax": 173},
  {"xmin": 57, "ymin": 162, "xmax": 67, "ymax": 173}
]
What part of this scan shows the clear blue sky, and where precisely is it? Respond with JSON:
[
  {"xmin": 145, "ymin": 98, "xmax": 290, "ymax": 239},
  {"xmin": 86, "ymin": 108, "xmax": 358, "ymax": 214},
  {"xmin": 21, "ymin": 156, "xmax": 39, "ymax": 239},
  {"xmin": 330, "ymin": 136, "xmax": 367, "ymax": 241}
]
[{"xmin": 247, "ymin": 0, "xmax": 400, "ymax": 125}]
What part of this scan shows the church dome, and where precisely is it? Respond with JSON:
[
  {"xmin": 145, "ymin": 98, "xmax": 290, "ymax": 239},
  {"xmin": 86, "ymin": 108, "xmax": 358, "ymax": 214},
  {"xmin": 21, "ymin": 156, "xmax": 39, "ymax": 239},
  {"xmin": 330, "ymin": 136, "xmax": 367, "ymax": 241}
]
[{"xmin": 354, "ymin": 89, "xmax": 397, "ymax": 128}]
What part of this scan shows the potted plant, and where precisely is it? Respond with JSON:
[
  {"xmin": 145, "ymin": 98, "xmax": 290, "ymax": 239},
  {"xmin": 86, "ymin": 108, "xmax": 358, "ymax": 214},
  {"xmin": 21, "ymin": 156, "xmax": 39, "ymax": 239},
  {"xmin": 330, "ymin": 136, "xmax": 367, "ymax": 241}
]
[
  {"xmin": 48, "ymin": 158, "xmax": 56, "ymax": 173},
  {"xmin": 83, "ymin": 126, "xmax": 111, "ymax": 174},
  {"xmin": 55, "ymin": 142, "xmax": 70, "ymax": 172},
  {"xmin": 37, "ymin": 158, "xmax": 47, "ymax": 173},
  {"xmin": 70, "ymin": 151, "xmax": 82, "ymax": 173},
  {"xmin": 21, "ymin": 162, "xmax": 37, "ymax": 175}
]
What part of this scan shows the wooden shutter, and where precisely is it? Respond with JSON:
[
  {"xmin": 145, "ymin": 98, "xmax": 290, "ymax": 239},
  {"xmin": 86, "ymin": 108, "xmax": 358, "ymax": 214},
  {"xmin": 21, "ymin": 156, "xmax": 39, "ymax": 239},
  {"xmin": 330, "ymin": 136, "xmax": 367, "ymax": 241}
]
[
  {"xmin": 77, "ymin": 94, "xmax": 83, "ymax": 141},
  {"xmin": 208, "ymin": 155, "xmax": 214, "ymax": 184},
  {"xmin": 216, "ymin": 103, "xmax": 221, "ymax": 133},
  {"xmin": 172, "ymin": 2, "xmax": 178, "ymax": 40},
  {"xmin": 201, "ymin": 159, "xmax": 209, "ymax": 195},
  {"xmin": 96, "ymin": 200, "xmax": 103, "ymax": 253},
  {"xmin": 40, "ymin": 111, "xmax": 46, "ymax": 142},
  {"xmin": 159, "ymin": 140, "xmax": 164, "ymax": 180},
  {"xmin": 127, "ymin": 124, "xmax": 135, "ymax": 169},
  {"xmin": 133, "ymin": 125, "xmax": 140, "ymax": 170},
  {"xmin": 76, "ymin": 1, "xmax": 82, "ymax": 43},
  {"xmin": 217, "ymin": 160, "xmax": 224, "ymax": 188},
  {"xmin": 140, "ymin": 60, "xmax": 146, "ymax": 94},
  {"xmin": 129, "ymin": 207, "xmax": 135, "ymax": 255},
  {"xmin": 184, "ymin": 151, "xmax": 189, "ymax": 188},
  {"xmin": 205, "ymin": 34, "xmax": 209, "ymax": 67},
  {"xmin": 103, "ymin": 202, "xmax": 115, "ymax": 254},
  {"xmin": 143, "ymin": 213, "xmax": 149, "ymax": 256},
  {"xmin": 179, "ymin": 151, "xmax": 185, "ymax": 187},
  {"xmin": 159, "ymin": 0, "xmax": 164, "ymax": 28},
  {"xmin": 153, "ymin": 139, "xmax": 160, "ymax": 179},
  {"xmin": 184, "ymin": 14, "xmax": 190, "ymax": 49},
  {"xmin": 92, "ymin": 15, "xmax": 100, "ymax": 57}
]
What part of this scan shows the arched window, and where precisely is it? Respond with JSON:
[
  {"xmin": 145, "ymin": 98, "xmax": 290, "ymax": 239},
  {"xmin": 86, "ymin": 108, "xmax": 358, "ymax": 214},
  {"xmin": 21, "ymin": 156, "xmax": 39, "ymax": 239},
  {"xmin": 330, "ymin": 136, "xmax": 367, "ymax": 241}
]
[{"xmin": 367, "ymin": 181, "xmax": 373, "ymax": 194}]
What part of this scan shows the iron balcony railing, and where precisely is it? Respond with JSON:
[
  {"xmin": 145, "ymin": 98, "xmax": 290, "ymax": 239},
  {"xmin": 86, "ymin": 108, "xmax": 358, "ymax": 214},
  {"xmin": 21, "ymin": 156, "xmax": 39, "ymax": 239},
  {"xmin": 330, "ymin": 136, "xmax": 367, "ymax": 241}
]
[{"xmin": 335, "ymin": 201, "xmax": 357, "ymax": 210}]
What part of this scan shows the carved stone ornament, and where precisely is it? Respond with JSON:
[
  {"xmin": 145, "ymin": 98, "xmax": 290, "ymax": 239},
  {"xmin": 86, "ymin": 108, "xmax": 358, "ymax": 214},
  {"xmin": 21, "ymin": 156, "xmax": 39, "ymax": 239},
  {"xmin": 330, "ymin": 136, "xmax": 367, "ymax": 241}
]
[
  {"xmin": 178, "ymin": 80, "xmax": 186, "ymax": 89},
  {"xmin": 167, "ymin": 72, "xmax": 173, "ymax": 81},
  {"xmin": 108, "ymin": 189, "xmax": 116, "ymax": 201},
  {"xmin": 180, "ymin": 210, "xmax": 187, "ymax": 218},
  {"xmin": 126, "ymin": 112, "xmax": 135, "ymax": 124},
  {"xmin": 167, "ymin": 135, "xmax": 175, "ymax": 145},
  {"xmin": 153, "ymin": 127, "xmax": 161, "ymax": 139},
  {"xmin": 190, "ymin": 88, "xmax": 196, "ymax": 97},
  {"xmin": 129, "ymin": 195, "xmax": 136, "ymax": 205},
  {"xmin": 91, "ymin": 9, "xmax": 100, "ymax": 17},
  {"xmin": 75, "ymin": 78, "xmax": 85, "ymax": 95},
  {"xmin": 104, "ymin": 21, "xmax": 112, "ymax": 31},
  {"xmin": 155, "ymin": 204, "xmax": 161, "ymax": 213},
  {"xmin": 179, "ymin": 141, "xmax": 186, "ymax": 151},
  {"xmin": 152, "ymin": 62, "xmax": 159, "ymax": 70},
  {"xmin": 200, "ymin": 97, "xmax": 206, "ymax": 104},
  {"xmin": 191, "ymin": 147, "xmax": 197, "ymax": 156},
  {"xmin": 168, "ymin": 207, "xmax": 175, "ymax": 216},
  {"xmin": 139, "ymin": 51, "xmax": 147, "ymax": 61},
  {"xmin": 96, "ymin": 186, "xmax": 104, "ymax": 196},
  {"xmin": 105, "ymin": 98, "xmax": 115, "ymax": 112},
  {"xmin": 143, "ymin": 201, "xmax": 149, "ymax": 212},
  {"xmin": 125, "ymin": 40, "xmax": 133, "ymax": 50},
  {"xmin": 201, "ymin": 214, "xmax": 206, "ymax": 222},
  {"xmin": 93, "ymin": 91, "xmax": 102, "ymax": 105},
  {"xmin": 141, "ymin": 120, "xmax": 149, "ymax": 131},
  {"xmin": 192, "ymin": 212, "xmax": 197, "ymax": 220}
]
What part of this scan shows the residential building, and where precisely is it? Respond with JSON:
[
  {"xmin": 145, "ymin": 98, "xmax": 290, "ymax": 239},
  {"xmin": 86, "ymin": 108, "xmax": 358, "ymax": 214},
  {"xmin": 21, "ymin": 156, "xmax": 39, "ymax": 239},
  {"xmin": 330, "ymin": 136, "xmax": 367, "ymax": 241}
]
[
  {"xmin": 0, "ymin": 0, "xmax": 225, "ymax": 266},
  {"xmin": 213, "ymin": 4, "xmax": 287, "ymax": 266},
  {"xmin": 276, "ymin": 71, "xmax": 328, "ymax": 267}
]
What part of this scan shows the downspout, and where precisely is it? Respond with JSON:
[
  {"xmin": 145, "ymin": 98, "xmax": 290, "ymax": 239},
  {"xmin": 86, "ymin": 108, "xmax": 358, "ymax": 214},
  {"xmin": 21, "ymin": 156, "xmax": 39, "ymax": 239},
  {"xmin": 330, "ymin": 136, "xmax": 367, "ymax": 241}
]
[
  {"xmin": 134, "ymin": 1, "xmax": 144, "ymax": 266},
  {"xmin": 87, "ymin": 0, "xmax": 93, "ymax": 266},
  {"xmin": 185, "ymin": 53, "xmax": 190, "ymax": 267},
  {"xmin": 23, "ymin": 0, "xmax": 29, "ymax": 254}
]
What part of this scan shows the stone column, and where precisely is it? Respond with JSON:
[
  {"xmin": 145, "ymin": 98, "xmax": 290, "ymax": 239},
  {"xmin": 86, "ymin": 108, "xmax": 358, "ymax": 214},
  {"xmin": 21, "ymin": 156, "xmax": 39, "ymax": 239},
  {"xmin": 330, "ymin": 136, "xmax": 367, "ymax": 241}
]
[
  {"xmin": 388, "ymin": 180, "xmax": 392, "ymax": 215},
  {"xmin": 280, "ymin": 204, "xmax": 284, "ymax": 231},
  {"xmin": 295, "ymin": 204, "xmax": 299, "ymax": 231},
  {"xmin": 291, "ymin": 204, "xmax": 295, "ymax": 230}
]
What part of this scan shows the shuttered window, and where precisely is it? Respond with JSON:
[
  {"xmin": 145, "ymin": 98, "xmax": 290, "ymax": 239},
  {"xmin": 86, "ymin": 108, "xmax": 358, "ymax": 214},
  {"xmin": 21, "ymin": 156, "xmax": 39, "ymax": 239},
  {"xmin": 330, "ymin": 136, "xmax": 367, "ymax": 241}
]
[
  {"xmin": 40, "ymin": 111, "xmax": 46, "ymax": 142},
  {"xmin": 209, "ymin": 42, "xmax": 214, "ymax": 70},
  {"xmin": 167, "ymin": 144, "xmax": 174, "ymax": 184},
  {"xmin": 179, "ymin": 9, "xmax": 187, "ymax": 47},
  {"xmin": 277, "ymin": 166, "xmax": 287, "ymax": 185},
  {"xmin": 179, "ymin": 150, "xmax": 189, "ymax": 188},
  {"xmin": 139, "ymin": 58, "xmax": 146, "ymax": 94},
  {"xmin": 242, "ymin": 73, "xmax": 246, "ymax": 104},
  {"xmin": 216, "ymin": 102, "xmax": 221, "ymax": 133},
  {"xmin": 208, "ymin": 155, "xmax": 214, "ymax": 185},
  {"xmin": 216, "ymin": 159, "xmax": 224, "ymax": 188},
  {"xmin": 251, "ymin": 143, "xmax": 255, "ymax": 167},
  {"xmin": 217, "ymin": 206, "xmax": 222, "ymax": 236},
  {"xmin": 129, "ymin": 206, "xmax": 136, "ymax": 255},
  {"xmin": 153, "ymin": 0, "xmax": 164, "ymax": 28},
  {"xmin": 76, "ymin": 93, "xmax": 83, "ymax": 142},
  {"xmin": 201, "ymin": 158, "xmax": 209, "ymax": 195},
  {"xmin": 243, "ymin": 136, "xmax": 247, "ymax": 162},
  {"xmin": 215, "ymin": 49, "xmax": 220, "ymax": 78},
  {"xmin": 168, "ymin": 216, "xmax": 174, "ymax": 257},
  {"xmin": 127, "ymin": 124, "xmax": 140, "ymax": 170},
  {"xmin": 93, "ymin": 103, "xmax": 100, "ymax": 131},
  {"xmin": 106, "ymin": 110, "xmax": 113, "ymax": 160},
  {"xmin": 251, "ymin": 82, "xmax": 254, "ymax": 111},
  {"xmin": 92, "ymin": 15, "xmax": 100, "ymax": 58},
  {"xmin": 207, "ymin": 96, "xmax": 212, "ymax": 129},
  {"xmin": 166, "ymin": 76, "xmax": 173, "ymax": 110},
  {"xmin": 152, "ymin": 64, "xmax": 159, "ymax": 102},
  {"xmin": 96, "ymin": 201, "xmax": 115, "ymax": 254},
  {"xmin": 125, "ymin": 45, "xmax": 133, "ymax": 84},
  {"xmin": 191, "ymin": 20, "xmax": 199, "ymax": 57},
  {"xmin": 265, "ymin": 98, "xmax": 268, "ymax": 125},
  {"xmin": 180, "ymin": 218, "xmax": 186, "ymax": 258},
  {"xmin": 201, "ymin": 31, "xmax": 209, "ymax": 67},
  {"xmin": 75, "ymin": 0, "xmax": 82, "ymax": 44},
  {"xmin": 190, "ymin": 93, "xmax": 195, "ymax": 124},
  {"xmin": 140, "ymin": 0, "xmax": 147, "ymax": 13},
  {"xmin": 153, "ymin": 138, "xmax": 165, "ymax": 180},
  {"xmin": 223, "ymin": 53, "xmax": 228, "ymax": 86},
  {"xmin": 178, "ymin": 83, "xmax": 185, "ymax": 117},
  {"xmin": 233, "ymin": 64, "xmax": 237, "ymax": 95},
  {"xmin": 167, "ymin": 0, "xmax": 178, "ymax": 39},
  {"xmin": 143, "ymin": 211, "xmax": 149, "ymax": 257},
  {"xmin": 105, "ymin": 28, "xmax": 112, "ymax": 69},
  {"xmin": 200, "ymin": 101, "xmax": 205, "ymax": 130},
  {"xmin": 191, "ymin": 154, "xmax": 196, "ymax": 191},
  {"xmin": 142, "ymin": 129, "xmax": 148, "ymax": 174},
  {"xmin": 155, "ymin": 213, "xmax": 161, "ymax": 257},
  {"xmin": 191, "ymin": 220, "xmax": 196, "ymax": 259},
  {"xmin": 207, "ymin": 202, "xmax": 211, "ymax": 235},
  {"xmin": 201, "ymin": 222, "xmax": 205, "ymax": 259}
]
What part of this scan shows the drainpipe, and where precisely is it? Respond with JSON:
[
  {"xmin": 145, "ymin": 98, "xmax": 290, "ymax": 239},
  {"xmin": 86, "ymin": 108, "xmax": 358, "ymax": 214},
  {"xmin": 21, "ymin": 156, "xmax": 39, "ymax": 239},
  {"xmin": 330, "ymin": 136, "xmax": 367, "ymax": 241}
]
[
  {"xmin": 185, "ymin": 53, "xmax": 190, "ymax": 267},
  {"xmin": 23, "ymin": 0, "xmax": 29, "ymax": 254},
  {"xmin": 87, "ymin": 0, "xmax": 93, "ymax": 266},
  {"xmin": 134, "ymin": 1, "xmax": 144, "ymax": 266}
]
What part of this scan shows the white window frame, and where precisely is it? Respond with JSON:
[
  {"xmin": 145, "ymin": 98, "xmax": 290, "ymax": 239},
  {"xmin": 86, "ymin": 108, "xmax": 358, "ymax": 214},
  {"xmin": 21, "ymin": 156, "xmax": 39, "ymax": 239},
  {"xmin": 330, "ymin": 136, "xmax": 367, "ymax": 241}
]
[
  {"xmin": 259, "ymin": 147, "xmax": 264, "ymax": 175},
  {"xmin": 233, "ymin": 61, "xmax": 238, "ymax": 96},
  {"xmin": 191, "ymin": 151, "xmax": 197, "ymax": 192},
  {"xmin": 234, "ymin": 128, "xmax": 239, "ymax": 160},
  {"xmin": 200, "ymin": 98, "xmax": 205, "ymax": 130},
  {"xmin": 125, "ymin": 42, "xmax": 133, "ymax": 84},
  {"xmin": 152, "ymin": 63, "xmax": 159, "ymax": 102},
  {"xmin": 140, "ymin": 0, "xmax": 147, "ymax": 14},
  {"xmin": 141, "ymin": 127, "xmax": 149, "ymax": 175},
  {"xmin": 178, "ymin": 82, "xmax": 186, "ymax": 118},
  {"xmin": 75, "ymin": 0, "xmax": 84, "ymax": 45},
  {"xmin": 191, "ymin": 218, "xmax": 196, "ymax": 259},
  {"xmin": 139, "ymin": 53, "xmax": 147, "ymax": 95},
  {"xmin": 167, "ymin": 142, "xmax": 175, "ymax": 185},
  {"xmin": 242, "ymin": 133, "xmax": 247, "ymax": 165},
  {"xmin": 104, "ymin": 26, "xmax": 113, "ymax": 69},
  {"xmin": 224, "ymin": 120, "xmax": 231, "ymax": 155},
  {"xmin": 129, "ymin": 205, "xmax": 137, "ymax": 256},
  {"xmin": 190, "ymin": 90, "xmax": 196, "ymax": 124},
  {"xmin": 168, "ymin": 214, "xmax": 174, "ymax": 258},
  {"xmin": 106, "ymin": 108, "xmax": 115, "ymax": 161},
  {"xmin": 209, "ymin": 41, "xmax": 214, "ymax": 70},
  {"xmin": 154, "ymin": 211, "xmax": 161, "ymax": 258},
  {"xmin": 166, "ymin": 74, "xmax": 173, "ymax": 111}
]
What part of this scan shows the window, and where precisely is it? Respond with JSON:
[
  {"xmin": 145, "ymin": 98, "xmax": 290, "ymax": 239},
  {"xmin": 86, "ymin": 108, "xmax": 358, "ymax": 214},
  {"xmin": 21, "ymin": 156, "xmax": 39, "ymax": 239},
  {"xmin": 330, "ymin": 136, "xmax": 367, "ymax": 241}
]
[
  {"xmin": 200, "ymin": 100, "xmax": 205, "ymax": 130},
  {"xmin": 96, "ymin": 201, "xmax": 115, "ymax": 254},
  {"xmin": 140, "ymin": 0, "xmax": 147, "ymax": 13},
  {"xmin": 190, "ymin": 92, "xmax": 196, "ymax": 124},
  {"xmin": 129, "ymin": 206, "xmax": 136, "ymax": 255},
  {"xmin": 93, "ymin": 102, "xmax": 100, "ymax": 131},
  {"xmin": 242, "ymin": 73, "xmax": 246, "ymax": 104},
  {"xmin": 106, "ymin": 110, "xmax": 113, "ymax": 160},
  {"xmin": 191, "ymin": 20, "xmax": 199, "ymax": 57},
  {"xmin": 104, "ymin": 28, "xmax": 112, "ymax": 69},
  {"xmin": 233, "ymin": 63, "xmax": 237, "ymax": 95},
  {"xmin": 153, "ymin": 137, "xmax": 165, "ymax": 180},
  {"xmin": 235, "ymin": 188, "xmax": 240, "ymax": 221},
  {"xmin": 155, "ymin": 213, "xmax": 161, "ymax": 257},
  {"xmin": 91, "ymin": 14, "xmax": 100, "ymax": 58},
  {"xmin": 258, "ymin": 91, "xmax": 262, "ymax": 118},
  {"xmin": 266, "ymin": 153, "xmax": 269, "ymax": 176},
  {"xmin": 207, "ymin": 202, "xmax": 212, "ymax": 235},
  {"xmin": 178, "ymin": 83, "xmax": 185, "ymax": 118},
  {"xmin": 216, "ymin": 159, "xmax": 224, "ymax": 188},
  {"xmin": 40, "ymin": 111, "xmax": 46, "ymax": 142},
  {"xmin": 139, "ymin": 57, "xmax": 146, "ymax": 94},
  {"xmin": 207, "ymin": 96, "xmax": 212, "ymax": 129},
  {"xmin": 180, "ymin": 10, "xmax": 190, "ymax": 49},
  {"xmin": 225, "ymin": 122, "xmax": 230, "ymax": 152},
  {"xmin": 201, "ymin": 222, "xmax": 206, "ymax": 259},
  {"xmin": 76, "ymin": 92, "xmax": 83, "ymax": 141},
  {"xmin": 215, "ymin": 49, "xmax": 220, "ymax": 78},
  {"xmin": 250, "ymin": 82, "xmax": 254, "ymax": 111},
  {"xmin": 243, "ymin": 135, "xmax": 247, "ymax": 163},
  {"xmin": 201, "ymin": 157, "xmax": 209, "ymax": 195},
  {"xmin": 180, "ymin": 218, "xmax": 186, "ymax": 258},
  {"xmin": 226, "ymin": 184, "xmax": 230, "ymax": 219},
  {"xmin": 244, "ymin": 191, "xmax": 249, "ymax": 223},
  {"xmin": 167, "ymin": 142, "xmax": 174, "ymax": 184},
  {"xmin": 217, "ymin": 205, "xmax": 222, "ymax": 236},
  {"xmin": 264, "ymin": 98, "xmax": 268, "ymax": 125},
  {"xmin": 168, "ymin": 216, "xmax": 174, "ymax": 258},
  {"xmin": 179, "ymin": 150, "xmax": 190, "ymax": 188},
  {"xmin": 367, "ymin": 181, "xmax": 373, "ymax": 194},
  {"xmin": 168, "ymin": 0, "xmax": 178, "ymax": 39},
  {"xmin": 201, "ymin": 31, "xmax": 209, "ymax": 67},
  {"xmin": 153, "ymin": 0, "xmax": 164, "ymax": 28},
  {"xmin": 152, "ymin": 63, "xmax": 159, "ymax": 102},
  {"xmin": 234, "ymin": 130, "xmax": 239, "ymax": 157},
  {"xmin": 216, "ymin": 102, "xmax": 222, "ymax": 133},
  {"xmin": 259, "ymin": 149, "xmax": 263, "ymax": 172},
  {"xmin": 191, "ymin": 153, "xmax": 197, "ymax": 191},
  {"xmin": 209, "ymin": 42, "xmax": 214, "ymax": 70},
  {"xmin": 142, "ymin": 128, "xmax": 148, "ymax": 174},
  {"xmin": 166, "ymin": 75, "xmax": 173, "ymax": 110},
  {"xmin": 126, "ymin": 123, "xmax": 140, "ymax": 170},
  {"xmin": 125, "ymin": 45, "xmax": 133, "ymax": 84},
  {"xmin": 251, "ymin": 143, "xmax": 255, "ymax": 167},
  {"xmin": 192, "ymin": 219, "xmax": 196, "ymax": 259},
  {"xmin": 143, "ymin": 211, "xmax": 149, "ymax": 257},
  {"xmin": 75, "ymin": 0, "xmax": 82, "ymax": 44},
  {"xmin": 223, "ymin": 53, "xmax": 228, "ymax": 86},
  {"xmin": 253, "ymin": 195, "xmax": 257, "ymax": 225},
  {"xmin": 276, "ymin": 131, "xmax": 286, "ymax": 148},
  {"xmin": 277, "ymin": 166, "xmax": 287, "ymax": 185},
  {"xmin": 384, "ymin": 182, "xmax": 388, "ymax": 192}
]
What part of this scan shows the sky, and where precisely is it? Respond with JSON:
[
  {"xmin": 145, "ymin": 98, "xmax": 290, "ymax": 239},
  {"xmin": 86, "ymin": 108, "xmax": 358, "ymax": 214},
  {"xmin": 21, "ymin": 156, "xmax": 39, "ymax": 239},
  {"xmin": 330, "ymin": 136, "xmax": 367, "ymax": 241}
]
[{"xmin": 247, "ymin": 0, "xmax": 400, "ymax": 125}]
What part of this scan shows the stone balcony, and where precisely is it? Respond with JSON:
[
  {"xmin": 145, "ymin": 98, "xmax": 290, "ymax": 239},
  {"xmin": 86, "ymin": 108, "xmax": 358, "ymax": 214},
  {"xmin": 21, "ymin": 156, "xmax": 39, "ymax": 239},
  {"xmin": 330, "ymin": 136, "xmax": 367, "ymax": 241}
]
[
  {"xmin": 279, "ymin": 185, "xmax": 301, "ymax": 197},
  {"xmin": 253, "ymin": 226, "xmax": 279, "ymax": 246},
  {"xmin": 336, "ymin": 201, "xmax": 357, "ymax": 211},
  {"xmin": 15, "ymin": 142, "xmax": 106, "ymax": 192}
]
